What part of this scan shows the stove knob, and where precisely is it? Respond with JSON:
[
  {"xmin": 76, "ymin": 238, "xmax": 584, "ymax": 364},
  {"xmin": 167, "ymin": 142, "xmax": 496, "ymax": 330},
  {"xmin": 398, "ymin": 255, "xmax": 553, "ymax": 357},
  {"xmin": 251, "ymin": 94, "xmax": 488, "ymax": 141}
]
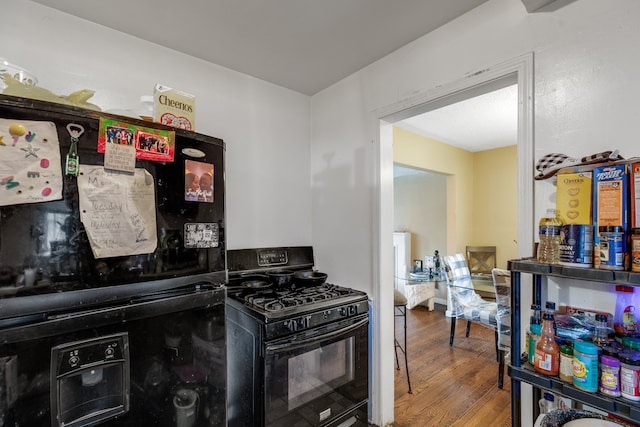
[
  {"xmin": 301, "ymin": 316, "xmax": 311, "ymax": 329},
  {"xmin": 285, "ymin": 320, "xmax": 297, "ymax": 332},
  {"xmin": 322, "ymin": 310, "xmax": 331, "ymax": 320},
  {"xmin": 349, "ymin": 305, "xmax": 358, "ymax": 316},
  {"xmin": 339, "ymin": 307, "xmax": 348, "ymax": 317}
]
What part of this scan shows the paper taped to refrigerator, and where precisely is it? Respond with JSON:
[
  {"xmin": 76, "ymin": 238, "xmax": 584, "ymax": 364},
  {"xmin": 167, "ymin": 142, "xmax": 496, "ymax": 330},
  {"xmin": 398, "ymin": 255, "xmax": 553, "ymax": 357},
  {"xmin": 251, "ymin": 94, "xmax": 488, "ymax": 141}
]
[
  {"xmin": 0, "ymin": 118, "xmax": 62, "ymax": 206},
  {"xmin": 78, "ymin": 165, "xmax": 157, "ymax": 258}
]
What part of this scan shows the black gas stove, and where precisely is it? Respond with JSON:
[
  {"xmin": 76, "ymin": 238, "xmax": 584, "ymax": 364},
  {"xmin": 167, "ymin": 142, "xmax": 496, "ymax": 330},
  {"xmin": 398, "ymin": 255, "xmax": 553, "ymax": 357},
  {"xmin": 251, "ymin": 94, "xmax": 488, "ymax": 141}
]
[
  {"xmin": 225, "ymin": 247, "xmax": 369, "ymax": 427},
  {"xmin": 226, "ymin": 246, "xmax": 368, "ymax": 339}
]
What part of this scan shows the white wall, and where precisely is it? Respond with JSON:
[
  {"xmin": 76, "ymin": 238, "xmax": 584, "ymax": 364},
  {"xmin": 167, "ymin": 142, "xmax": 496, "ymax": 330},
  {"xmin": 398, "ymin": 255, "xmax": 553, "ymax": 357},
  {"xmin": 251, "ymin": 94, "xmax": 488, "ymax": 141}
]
[
  {"xmin": 0, "ymin": 0, "xmax": 312, "ymax": 250},
  {"xmin": 393, "ymin": 172, "xmax": 447, "ymax": 266},
  {"xmin": 4, "ymin": 0, "xmax": 640, "ymax": 425},
  {"xmin": 311, "ymin": 0, "xmax": 640, "ymax": 425}
]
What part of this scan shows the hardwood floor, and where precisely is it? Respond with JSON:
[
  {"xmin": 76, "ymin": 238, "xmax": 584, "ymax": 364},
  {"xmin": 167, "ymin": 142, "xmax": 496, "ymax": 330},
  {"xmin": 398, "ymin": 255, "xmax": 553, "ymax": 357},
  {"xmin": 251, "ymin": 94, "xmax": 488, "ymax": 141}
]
[{"xmin": 392, "ymin": 304, "xmax": 512, "ymax": 427}]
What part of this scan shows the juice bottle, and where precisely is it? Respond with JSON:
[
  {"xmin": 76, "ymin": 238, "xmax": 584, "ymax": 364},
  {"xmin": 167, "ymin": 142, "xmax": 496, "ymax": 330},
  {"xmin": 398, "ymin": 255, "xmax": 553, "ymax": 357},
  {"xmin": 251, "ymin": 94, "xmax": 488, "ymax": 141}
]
[{"xmin": 535, "ymin": 311, "xmax": 560, "ymax": 376}]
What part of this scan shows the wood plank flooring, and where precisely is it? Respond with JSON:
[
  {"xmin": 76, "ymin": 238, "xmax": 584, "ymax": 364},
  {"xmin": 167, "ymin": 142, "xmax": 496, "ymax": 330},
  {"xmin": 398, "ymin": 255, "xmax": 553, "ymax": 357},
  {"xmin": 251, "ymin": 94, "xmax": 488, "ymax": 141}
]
[{"xmin": 392, "ymin": 304, "xmax": 512, "ymax": 427}]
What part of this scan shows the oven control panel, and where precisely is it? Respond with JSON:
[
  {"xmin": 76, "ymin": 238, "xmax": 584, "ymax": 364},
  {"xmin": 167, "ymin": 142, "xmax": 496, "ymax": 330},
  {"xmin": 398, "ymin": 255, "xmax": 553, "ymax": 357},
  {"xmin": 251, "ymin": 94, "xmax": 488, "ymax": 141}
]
[
  {"xmin": 268, "ymin": 299, "xmax": 369, "ymax": 337},
  {"xmin": 257, "ymin": 249, "xmax": 288, "ymax": 267}
]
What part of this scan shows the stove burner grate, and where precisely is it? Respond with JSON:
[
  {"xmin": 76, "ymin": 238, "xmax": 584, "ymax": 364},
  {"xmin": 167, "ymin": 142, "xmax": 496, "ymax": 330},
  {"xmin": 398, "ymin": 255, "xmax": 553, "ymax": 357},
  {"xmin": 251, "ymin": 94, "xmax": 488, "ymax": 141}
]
[{"xmin": 239, "ymin": 283, "xmax": 354, "ymax": 312}]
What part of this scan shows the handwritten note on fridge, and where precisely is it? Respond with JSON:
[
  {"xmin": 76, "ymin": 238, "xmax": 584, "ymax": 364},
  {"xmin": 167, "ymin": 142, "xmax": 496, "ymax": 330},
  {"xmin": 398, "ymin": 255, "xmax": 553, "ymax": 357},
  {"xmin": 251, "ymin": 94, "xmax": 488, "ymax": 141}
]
[{"xmin": 77, "ymin": 165, "xmax": 157, "ymax": 258}]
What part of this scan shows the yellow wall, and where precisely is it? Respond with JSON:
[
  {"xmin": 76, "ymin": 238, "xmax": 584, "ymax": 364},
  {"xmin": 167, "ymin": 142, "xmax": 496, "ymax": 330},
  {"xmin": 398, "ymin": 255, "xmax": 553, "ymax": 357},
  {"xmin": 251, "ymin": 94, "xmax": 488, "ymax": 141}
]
[
  {"xmin": 393, "ymin": 126, "xmax": 517, "ymax": 269},
  {"xmin": 473, "ymin": 146, "xmax": 518, "ymax": 268}
]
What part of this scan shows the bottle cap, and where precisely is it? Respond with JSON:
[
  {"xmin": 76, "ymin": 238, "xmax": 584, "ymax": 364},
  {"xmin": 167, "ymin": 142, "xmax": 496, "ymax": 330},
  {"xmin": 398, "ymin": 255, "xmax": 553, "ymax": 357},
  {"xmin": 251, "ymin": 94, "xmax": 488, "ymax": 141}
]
[
  {"xmin": 601, "ymin": 355, "xmax": 620, "ymax": 367},
  {"xmin": 560, "ymin": 344, "xmax": 573, "ymax": 356},
  {"xmin": 602, "ymin": 345, "xmax": 620, "ymax": 357},
  {"xmin": 574, "ymin": 340, "xmax": 599, "ymax": 355},
  {"xmin": 595, "ymin": 313, "xmax": 608, "ymax": 322},
  {"xmin": 619, "ymin": 350, "xmax": 640, "ymax": 365}
]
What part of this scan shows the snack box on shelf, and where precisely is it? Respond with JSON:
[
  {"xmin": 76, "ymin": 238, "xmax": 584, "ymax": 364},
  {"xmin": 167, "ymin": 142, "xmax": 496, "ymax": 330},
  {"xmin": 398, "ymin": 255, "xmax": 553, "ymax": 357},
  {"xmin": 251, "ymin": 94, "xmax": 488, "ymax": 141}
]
[
  {"xmin": 631, "ymin": 161, "xmax": 640, "ymax": 229},
  {"xmin": 593, "ymin": 163, "xmax": 630, "ymax": 268}
]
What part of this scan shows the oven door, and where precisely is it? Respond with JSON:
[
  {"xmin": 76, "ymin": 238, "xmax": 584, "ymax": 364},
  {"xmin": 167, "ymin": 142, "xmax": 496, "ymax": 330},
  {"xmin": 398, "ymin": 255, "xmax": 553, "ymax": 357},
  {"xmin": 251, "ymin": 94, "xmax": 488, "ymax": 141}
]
[{"xmin": 263, "ymin": 315, "xmax": 368, "ymax": 427}]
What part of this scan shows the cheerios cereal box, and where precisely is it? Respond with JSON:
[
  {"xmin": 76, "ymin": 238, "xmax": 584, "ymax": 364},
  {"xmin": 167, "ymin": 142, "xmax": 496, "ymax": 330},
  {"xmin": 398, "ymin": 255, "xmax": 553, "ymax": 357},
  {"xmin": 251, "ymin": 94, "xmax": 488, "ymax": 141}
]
[
  {"xmin": 556, "ymin": 171, "xmax": 593, "ymax": 225},
  {"xmin": 153, "ymin": 84, "xmax": 195, "ymax": 131}
]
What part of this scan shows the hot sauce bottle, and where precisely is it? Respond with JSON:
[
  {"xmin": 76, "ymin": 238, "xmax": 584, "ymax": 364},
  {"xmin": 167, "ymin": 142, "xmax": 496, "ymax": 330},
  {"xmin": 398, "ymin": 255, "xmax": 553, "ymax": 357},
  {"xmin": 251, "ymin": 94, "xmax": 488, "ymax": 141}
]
[{"xmin": 535, "ymin": 311, "xmax": 560, "ymax": 376}]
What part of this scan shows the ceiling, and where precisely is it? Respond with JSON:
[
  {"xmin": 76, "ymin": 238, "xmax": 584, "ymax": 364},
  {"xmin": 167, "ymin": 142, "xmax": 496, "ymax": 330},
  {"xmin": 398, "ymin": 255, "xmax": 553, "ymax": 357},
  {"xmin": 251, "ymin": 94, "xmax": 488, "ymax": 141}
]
[
  {"xmin": 395, "ymin": 83, "xmax": 518, "ymax": 153},
  {"xmin": 393, "ymin": 83, "xmax": 518, "ymax": 177},
  {"xmin": 32, "ymin": 0, "xmax": 521, "ymax": 157},
  {"xmin": 31, "ymin": 0, "xmax": 490, "ymax": 96}
]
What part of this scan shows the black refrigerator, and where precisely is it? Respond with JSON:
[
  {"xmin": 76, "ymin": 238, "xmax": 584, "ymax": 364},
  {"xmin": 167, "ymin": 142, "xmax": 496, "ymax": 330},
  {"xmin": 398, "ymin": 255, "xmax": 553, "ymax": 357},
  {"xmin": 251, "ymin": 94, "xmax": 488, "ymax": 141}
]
[{"xmin": 0, "ymin": 94, "xmax": 227, "ymax": 427}]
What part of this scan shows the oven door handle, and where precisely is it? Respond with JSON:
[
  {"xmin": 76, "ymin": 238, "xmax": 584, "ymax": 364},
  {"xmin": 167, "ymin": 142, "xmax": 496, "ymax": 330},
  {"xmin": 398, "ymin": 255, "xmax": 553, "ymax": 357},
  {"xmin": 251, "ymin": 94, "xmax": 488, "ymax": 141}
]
[{"xmin": 265, "ymin": 317, "xmax": 368, "ymax": 353}]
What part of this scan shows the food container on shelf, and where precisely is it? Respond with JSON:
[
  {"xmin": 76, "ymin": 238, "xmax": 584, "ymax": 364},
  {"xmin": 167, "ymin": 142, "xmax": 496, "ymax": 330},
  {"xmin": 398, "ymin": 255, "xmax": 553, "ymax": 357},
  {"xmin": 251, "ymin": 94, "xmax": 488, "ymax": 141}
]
[{"xmin": 0, "ymin": 57, "xmax": 38, "ymax": 90}]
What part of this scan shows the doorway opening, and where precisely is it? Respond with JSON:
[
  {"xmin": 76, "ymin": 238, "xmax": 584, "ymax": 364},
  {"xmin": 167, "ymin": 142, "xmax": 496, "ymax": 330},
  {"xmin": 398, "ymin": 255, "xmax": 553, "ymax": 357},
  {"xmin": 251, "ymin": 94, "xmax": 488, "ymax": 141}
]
[{"xmin": 370, "ymin": 53, "xmax": 534, "ymax": 426}]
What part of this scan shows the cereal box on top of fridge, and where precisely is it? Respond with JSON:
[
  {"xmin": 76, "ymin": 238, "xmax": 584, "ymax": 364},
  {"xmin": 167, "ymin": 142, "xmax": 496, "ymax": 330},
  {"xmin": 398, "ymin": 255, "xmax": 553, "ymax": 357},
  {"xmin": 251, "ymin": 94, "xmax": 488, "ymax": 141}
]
[{"xmin": 153, "ymin": 84, "xmax": 195, "ymax": 131}]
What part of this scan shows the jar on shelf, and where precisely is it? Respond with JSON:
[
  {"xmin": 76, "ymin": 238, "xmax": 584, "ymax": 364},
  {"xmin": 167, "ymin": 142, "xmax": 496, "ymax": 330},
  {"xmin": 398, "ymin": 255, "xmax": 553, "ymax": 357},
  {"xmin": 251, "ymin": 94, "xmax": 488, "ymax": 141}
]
[
  {"xmin": 619, "ymin": 350, "xmax": 640, "ymax": 401},
  {"xmin": 573, "ymin": 340, "xmax": 599, "ymax": 392},
  {"xmin": 598, "ymin": 226, "xmax": 626, "ymax": 271},
  {"xmin": 600, "ymin": 355, "xmax": 621, "ymax": 397},
  {"xmin": 559, "ymin": 341, "xmax": 574, "ymax": 383},
  {"xmin": 632, "ymin": 228, "xmax": 640, "ymax": 273}
]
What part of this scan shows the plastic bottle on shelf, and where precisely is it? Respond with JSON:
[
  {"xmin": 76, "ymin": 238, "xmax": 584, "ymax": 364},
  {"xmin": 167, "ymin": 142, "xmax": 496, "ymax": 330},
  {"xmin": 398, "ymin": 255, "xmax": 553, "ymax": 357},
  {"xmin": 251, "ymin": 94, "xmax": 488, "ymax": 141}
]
[
  {"xmin": 527, "ymin": 304, "xmax": 542, "ymax": 362},
  {"xmin": 537, "ymin": 209, "xmax": 562, "ymax": 264},
  {"xmin": 593, "ymin": 313, "xmax": 609, "ymax": 346},
  {"xmin": 535, "ymin": 311, "xmax": 560, "ymax": 376},
  {"xmin": 529, "ymin": 324, "xmax": 542, "ymax": 365},
  {"xmin": 614, "ymin": 286, "xmax": 638, "ymax": 335},
  {"xmin": 545, "ymin": 301, "xmax": 557, "ymax": 335},
  {"xmin": 530, "ymin": 304, "xmax": 541, "ymax": 326},
  {"xmin": 538, "ymin": 392, "xmax": 558, "ymax": 415}
]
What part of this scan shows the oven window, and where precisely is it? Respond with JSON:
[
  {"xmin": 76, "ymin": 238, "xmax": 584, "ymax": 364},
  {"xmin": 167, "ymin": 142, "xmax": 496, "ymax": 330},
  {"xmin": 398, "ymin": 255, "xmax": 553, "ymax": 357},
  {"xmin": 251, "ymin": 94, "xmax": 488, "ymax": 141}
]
[
  {"xmin": 265, "ymin": 319, "xmax": 368, "ymax": 427},
  {"xmin": 287, "ymin": 337, "xmax": 354, "ymax": 411}
]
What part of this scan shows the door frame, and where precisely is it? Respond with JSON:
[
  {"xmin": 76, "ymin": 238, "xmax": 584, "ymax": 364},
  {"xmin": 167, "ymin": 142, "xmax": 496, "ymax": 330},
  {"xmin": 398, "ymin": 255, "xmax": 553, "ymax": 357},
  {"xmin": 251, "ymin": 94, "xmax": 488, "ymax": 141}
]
[{"xmin": 369, "ymin": 52, "xmax": 534, "ymax": 426}]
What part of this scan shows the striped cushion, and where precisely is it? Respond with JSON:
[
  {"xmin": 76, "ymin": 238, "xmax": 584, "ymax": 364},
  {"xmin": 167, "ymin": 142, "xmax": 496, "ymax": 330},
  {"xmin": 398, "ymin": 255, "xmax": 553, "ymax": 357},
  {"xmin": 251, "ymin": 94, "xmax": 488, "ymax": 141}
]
[{"xmin": 444, "ymin": 254, "xmax": 497, "ymax": 327}]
